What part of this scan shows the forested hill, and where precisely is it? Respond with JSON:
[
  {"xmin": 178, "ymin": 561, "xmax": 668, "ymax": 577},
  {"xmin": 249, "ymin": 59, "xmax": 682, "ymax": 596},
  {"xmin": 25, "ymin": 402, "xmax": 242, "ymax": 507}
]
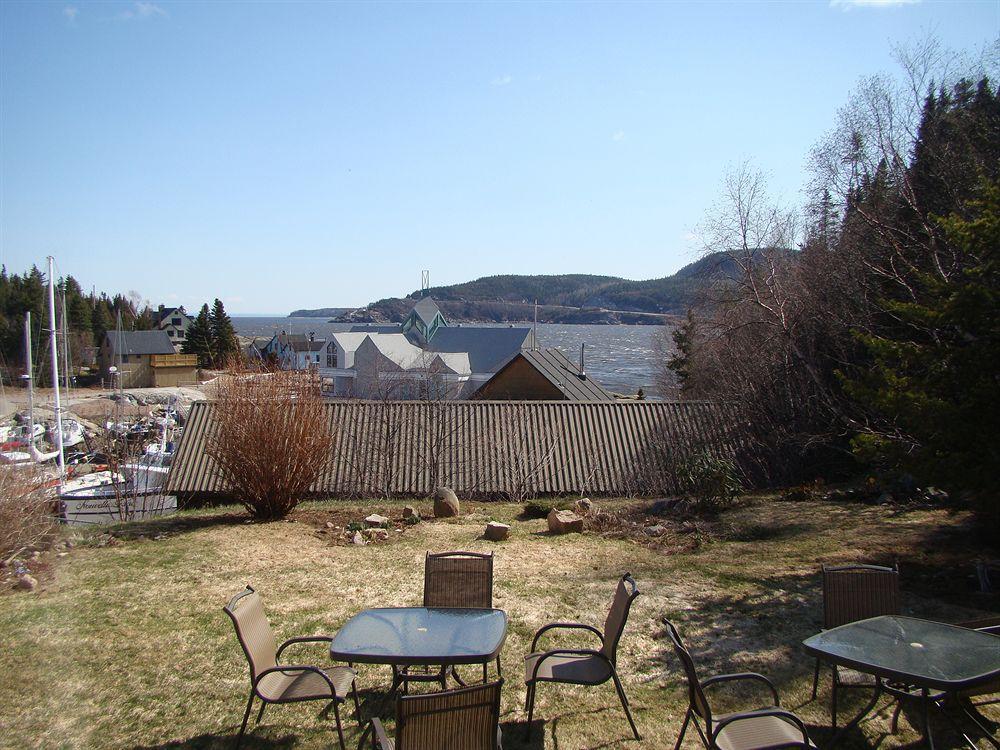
[{"xmin": 329, "ymin": 253, "xmax": 732, "ymax": 325}]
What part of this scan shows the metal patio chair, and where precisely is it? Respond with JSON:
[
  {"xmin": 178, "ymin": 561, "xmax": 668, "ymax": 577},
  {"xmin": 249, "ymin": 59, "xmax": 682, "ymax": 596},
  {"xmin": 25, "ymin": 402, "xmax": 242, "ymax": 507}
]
[
  {"xmin": 810, "ymin": 563, "xmax": 900, "ymax": 727},
  {"xmin": 358, "ymin": 680, "xmax": 504, "ymax": 749},
  {"xmin": 224, "ymin": 585, "xmax": 360, "ymax": 750},
  {"xmin": 524, "ymin": 572, "xmax": 641, "ymax": 741},
  {"xmin": 396, "ymin": 550, "xmax": 498, "ymax": 691},
  {"xmin": 664, "ymin": 618, "xmax": 815, "ymax": 750}
]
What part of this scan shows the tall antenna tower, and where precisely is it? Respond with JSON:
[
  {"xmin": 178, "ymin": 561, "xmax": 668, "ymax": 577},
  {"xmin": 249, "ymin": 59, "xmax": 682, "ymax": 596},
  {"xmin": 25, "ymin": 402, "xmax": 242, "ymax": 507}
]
[{"xmin": 421, "ymin": 270, "xmax": 430, "ymax": 296}]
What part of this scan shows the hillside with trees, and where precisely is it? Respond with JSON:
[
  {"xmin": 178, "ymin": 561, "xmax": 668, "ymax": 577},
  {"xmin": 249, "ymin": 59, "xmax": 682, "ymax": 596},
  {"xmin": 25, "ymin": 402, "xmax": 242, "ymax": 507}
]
[
  {"xmin": 327, "ymin": 254, "xmax": 732, "ymax": 324},
  {"xmin": 664, "ymin": 42, "xmax": 999, "ymax": 534},
  {"xmin": 0, "ymin": 267, "xmax": 155, "ymax": 385}
]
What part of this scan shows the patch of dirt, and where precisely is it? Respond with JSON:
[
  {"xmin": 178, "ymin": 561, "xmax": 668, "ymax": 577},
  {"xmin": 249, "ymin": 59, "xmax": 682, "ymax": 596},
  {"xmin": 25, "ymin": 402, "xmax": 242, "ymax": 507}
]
[
  {"xmin": 584, "ymin": 500, "xmax": 716, "ymax": 553},
  {"xmin": 292, "ymin": 505, "xmax": 427, "ymax": 546}
]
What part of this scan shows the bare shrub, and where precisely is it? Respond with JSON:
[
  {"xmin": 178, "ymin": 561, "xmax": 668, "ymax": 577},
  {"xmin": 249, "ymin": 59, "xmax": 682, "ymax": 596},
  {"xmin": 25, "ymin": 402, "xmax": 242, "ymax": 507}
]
[
  {"xmin": 208, "ymin": 369, "xmax": 334, "ymax": 520},
  {"xmin": 0, "ymin": 465, "xmax": 55, "ymax": 560}
]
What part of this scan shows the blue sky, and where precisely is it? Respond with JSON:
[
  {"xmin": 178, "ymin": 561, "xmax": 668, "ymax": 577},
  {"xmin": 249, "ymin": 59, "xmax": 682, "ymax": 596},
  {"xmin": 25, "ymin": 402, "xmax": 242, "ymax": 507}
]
[{"xmin": 1, "ymin": 1, "xmax": 997, "ymax": 315}]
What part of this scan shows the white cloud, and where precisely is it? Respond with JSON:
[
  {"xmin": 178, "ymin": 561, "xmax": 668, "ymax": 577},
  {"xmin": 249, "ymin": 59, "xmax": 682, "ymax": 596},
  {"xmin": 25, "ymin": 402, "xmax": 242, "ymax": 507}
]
[
  {"xmin": 120, "ymin": 1, "xmax": 168, "ymax": 20},
  {"xmin": 63, "ymin": 6, "xmax": 79, "ymax": 22},
  {"xmin": 612, "ymin": 130, "xmax": 626, "ymax": 142},
  {"xmin": 490, "ymin": 74, "xmax": 512, "ymax": 87},
  {"xmin": 829, "ymin": 0, "xmax": 919, "ymax": 9}
]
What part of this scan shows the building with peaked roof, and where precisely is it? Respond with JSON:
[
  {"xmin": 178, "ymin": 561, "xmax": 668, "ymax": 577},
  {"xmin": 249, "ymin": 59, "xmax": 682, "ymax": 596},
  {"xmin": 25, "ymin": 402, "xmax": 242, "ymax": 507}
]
[
  {"xmin": 320, "ymin": 297, "xmax": 533, "ymax": 399},
  {"xmin": 262, "ymin": 332, "xmax": 327, "ymax": 370},
  {"xmin": 474, "ymin": 348, "xmax": 614, "ymax": 401},
  {"xmin": 153, "ymin": 305, "xmax": 194, "ymax": 352},
  {"xmin": 98, "ymin": 330, "xmax": 193, "ymax": 388}
]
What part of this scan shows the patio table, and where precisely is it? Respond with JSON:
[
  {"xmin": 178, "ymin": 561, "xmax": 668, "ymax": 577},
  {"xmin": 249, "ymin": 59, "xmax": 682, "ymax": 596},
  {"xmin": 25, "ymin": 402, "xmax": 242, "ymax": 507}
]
[
  {"xmin": 330, "ymin": 607, "xmax": 508, "ymax": 693},
  {"xmin": 803, "ymin": 615, "xmax": 1000, "ymax": 749}
]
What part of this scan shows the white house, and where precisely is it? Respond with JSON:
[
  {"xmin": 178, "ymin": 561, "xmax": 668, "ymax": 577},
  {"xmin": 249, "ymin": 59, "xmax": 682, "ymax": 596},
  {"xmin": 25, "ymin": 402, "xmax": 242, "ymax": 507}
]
[
  {"xmin": 317, "ymin": 298, "xmax": 533, "ymax": 399},
  {"xmin": 261, "ymin": 332, "xmax": 327, "ymax": 370},
  {"xmin": 153, "ymin": 306, "xmax": 194, "ymax": 352}
]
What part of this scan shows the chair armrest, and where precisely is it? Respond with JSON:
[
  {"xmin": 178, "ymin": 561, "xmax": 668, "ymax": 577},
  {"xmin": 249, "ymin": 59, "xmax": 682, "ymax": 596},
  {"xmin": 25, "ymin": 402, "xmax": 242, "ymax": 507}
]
[
  {"xmin": 530, "ymin": 622, "xmax": 604, "ymax": 651},
  {"xmin": 702, "ymin": 672, "xmax": 781, "ymax": 706},
  {"xmin": 276, "ymin": 635, "xmax": 333, "ymax": 662},
  {"xmin": 711, "ymin": 708, "xmax": 811, "ymax": 747},
  {"xmin": 358, "ymin": 718, "xmax": 392, "ymax": 750},
  {"xmin": 254, "ymin": 664, "xmax": 339, "ymax": 697},
  {"xmin": 526, "ymin": 648, "xmax": 610, "ymax": 683}
]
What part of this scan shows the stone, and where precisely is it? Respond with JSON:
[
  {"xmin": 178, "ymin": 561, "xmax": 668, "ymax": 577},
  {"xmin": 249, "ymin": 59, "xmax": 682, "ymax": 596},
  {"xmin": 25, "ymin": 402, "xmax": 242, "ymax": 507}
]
[
  {"xmin": 484, "ymin": 521, "xmax": 510, "ymax": 541},
  {"xmin": 365, "ymin": 514, "xmax": 389, "ymax": 528},
  {"xmin": 325, "ymin": 521, "xmax": 336, "ymax": 529},
  {"xmin": 433, "ymin": 487, "xmax": 460, "ymax": 518},
  {"xmin": 547, "ymin": 509, "xmax": 584, "ymax": 534},
  {"xmin": 402, "ymin": 506, "xmax": 420, "ymax": 521},
  {"xmin": 364, "ymin": 528, "xmax": 390, "ymax": 541},
  {"xmin": 574, "ymin": 498, "xmax": 593, "ymax": 515},
  {"xmin": 15, "ymin": 574, "xmax": 37, "ymax": 592},
  {"xmin": 645, "ymin": 524, "xmax": 667, "ymax": 537},
  {"xmin": 351, "ymin": 531, "xmax": 366, "ymax": 545}
]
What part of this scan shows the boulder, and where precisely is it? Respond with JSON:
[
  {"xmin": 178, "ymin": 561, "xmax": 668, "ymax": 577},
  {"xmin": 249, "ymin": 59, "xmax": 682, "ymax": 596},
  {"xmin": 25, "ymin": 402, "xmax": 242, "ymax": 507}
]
[
  {"xmin": 365, "ymin": 514, "xmax": 389, "ymax": 528},
  {"xmin": 574, "ymin": 498, "xmax": 594, "ymax": 515},
  {"xmin": 402, "ymin": 506, "xmax": 420, "ymax": 521},
  {"xmin": 433, "ymin": 487, "xmax": 460, "ymax": 518},
  {"xmin": 484, "ymin": 521, "xmax": 510, "ymax": 542},
  {"xmin": 547, "ymin": 509, "xmax": 584, "ymax": 534},
  {"xmin": 351, "ymin": 531, "xmax": 366, "ymax": 546},
  {"xmin": 15, "ymin": 574, "xmax": 38, "ymax": 592},
  {"xmin": 365, "ymin": 528, "xmax": 390, "ymax": 541}
]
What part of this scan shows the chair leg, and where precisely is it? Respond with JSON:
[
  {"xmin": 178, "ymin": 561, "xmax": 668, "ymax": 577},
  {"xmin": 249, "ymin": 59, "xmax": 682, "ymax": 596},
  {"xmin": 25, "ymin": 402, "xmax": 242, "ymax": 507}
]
[
  {"xmin": 236, "ymin": 690, "xmax": 255, "ymax": 749},
  {"xmin": 811, "ymin": 659, "xmax": 821, "ymax": 700},
  {"xmin": 333, "ymin": 699, "xmax": 346, "ymax": 750},
  {"xmin": 525, "ymin": 681, "xmax": 537, "ymax": 739},
  {"xmin": 255, "ymin": 701, "xmax": 267, "ymax": 725},
  {"xmin": 673, "ymin": 708, "xmax": 692, "ymax": 750},
  {"xmin": 611, "ymin": 668, "xmax": 641, "ymax": 741},
  {"xmin": 496, "ymin": 656, "xmax": 502, "ymax": 677}
]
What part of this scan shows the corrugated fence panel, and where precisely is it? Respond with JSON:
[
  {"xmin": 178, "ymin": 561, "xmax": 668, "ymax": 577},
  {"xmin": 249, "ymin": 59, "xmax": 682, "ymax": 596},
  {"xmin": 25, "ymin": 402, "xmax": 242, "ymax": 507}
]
[{"xmin": 165, "ymin": 400, "xmax": 744, "ymax": 501}]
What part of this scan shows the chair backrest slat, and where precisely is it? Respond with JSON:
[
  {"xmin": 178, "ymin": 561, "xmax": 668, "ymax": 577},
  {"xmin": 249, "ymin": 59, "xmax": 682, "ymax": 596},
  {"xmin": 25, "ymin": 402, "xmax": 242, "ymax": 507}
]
[
  {"xmin": 601, "ymin": 573, "xmax": 640, "ymax": 661},
  {"xmin": 223, "ymin": 586, "xmax": 278, "ymax": 682},
  {"xmin": 822, "ymin": 564, "xmax": 900, "ymax": 629},
  {"xmin": 424, "ymin": 551, "xmax": 494, "ymax": 609},
  {"xmin": 396, "ymin": 680, "xmax": 502, "ymax": 750}
]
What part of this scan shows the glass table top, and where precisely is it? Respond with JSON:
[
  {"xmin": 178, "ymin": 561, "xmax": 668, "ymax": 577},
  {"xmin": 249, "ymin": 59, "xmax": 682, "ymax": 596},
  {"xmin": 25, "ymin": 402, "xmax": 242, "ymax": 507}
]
[
  {"xmin": 329, "ymin": 607, "xmax": 508, "ymax": 665},
  {"xmin": 803, "ymin": 615, "xmax": 1000, "ymax": 691}
]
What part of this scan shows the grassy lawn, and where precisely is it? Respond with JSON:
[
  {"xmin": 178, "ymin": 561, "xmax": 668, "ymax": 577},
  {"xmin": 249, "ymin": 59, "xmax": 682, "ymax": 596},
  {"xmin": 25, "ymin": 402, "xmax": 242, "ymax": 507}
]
[{"xmin": 0, "ymin": 497, "xmax": 997, "ymax": 749}]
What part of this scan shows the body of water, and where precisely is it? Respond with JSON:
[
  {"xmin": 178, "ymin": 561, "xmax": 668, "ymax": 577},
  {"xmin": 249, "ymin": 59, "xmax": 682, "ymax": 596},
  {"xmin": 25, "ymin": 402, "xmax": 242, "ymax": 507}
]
[{"xmin": 232, "ymin": 317, "xmax": 670, "ymax": 398}]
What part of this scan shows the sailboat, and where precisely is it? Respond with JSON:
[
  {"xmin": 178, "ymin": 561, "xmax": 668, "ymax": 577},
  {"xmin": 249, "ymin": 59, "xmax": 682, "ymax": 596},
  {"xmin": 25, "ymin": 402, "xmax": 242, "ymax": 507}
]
[{"xmin": 58, "ymin": 298, "xmax": 176, "ymax": 525}]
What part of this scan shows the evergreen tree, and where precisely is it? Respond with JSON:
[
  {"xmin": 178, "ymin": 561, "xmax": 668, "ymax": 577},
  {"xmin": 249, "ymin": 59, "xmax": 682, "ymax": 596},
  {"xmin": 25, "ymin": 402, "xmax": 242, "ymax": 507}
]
[
  {"xmin": 91, "ymin": 297, "xmax": 114, "ymax": 345},
  {"xmin": 667, "ymin": 309, "xmax": 697, "ymax": 393},
  {"xmin": 209, "ymin": 298, "xmax": 239, "ymax": 367},
  {"xmin": 183, "ymin": 303, "xmax": 213, "ymax": 368}
]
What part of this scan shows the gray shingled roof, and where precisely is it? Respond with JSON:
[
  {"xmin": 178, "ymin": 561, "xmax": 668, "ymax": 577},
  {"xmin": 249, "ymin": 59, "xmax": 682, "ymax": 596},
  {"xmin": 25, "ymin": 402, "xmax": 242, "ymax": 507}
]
[
  {"xmin": 427, "ymin": 326, "xmax": 532, "ymax": 373},
  {"xmin": 484, "ymin": 348, "xmax": 614, "ymax": 401},
  {"xmin": 104, "ymin": 330, "xmax": 176, "ymax": 356}
]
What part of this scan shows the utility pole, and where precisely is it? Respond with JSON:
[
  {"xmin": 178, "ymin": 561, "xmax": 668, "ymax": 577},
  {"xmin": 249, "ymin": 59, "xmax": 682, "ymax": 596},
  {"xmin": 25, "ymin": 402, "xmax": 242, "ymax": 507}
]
[{"xmin": 47, "ymin": 256, "xmax": 66, "ymax": 483}]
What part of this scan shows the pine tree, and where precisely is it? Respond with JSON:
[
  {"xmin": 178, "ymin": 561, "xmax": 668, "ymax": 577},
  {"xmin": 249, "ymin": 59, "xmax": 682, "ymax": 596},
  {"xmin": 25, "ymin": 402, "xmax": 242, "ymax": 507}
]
[
  {"xmin": 209, "ymin": 298, "xmax": 238, "ymax": 368},
  {"xmin": 183, "ymin": 303, "xmax": 213, "ymax": 368},
  {"xmin": 91, "ymin": 297, "xmax": 114, "ymax": 346}
]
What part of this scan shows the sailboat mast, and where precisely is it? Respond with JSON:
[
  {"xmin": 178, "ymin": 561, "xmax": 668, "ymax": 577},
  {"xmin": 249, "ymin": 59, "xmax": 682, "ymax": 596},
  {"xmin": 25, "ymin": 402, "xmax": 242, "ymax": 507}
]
[
  {"xmin": 47, "ymin": 256, "xmax": 66, "ymax": 482},
  {"xmin": 61, "ymin": 287, "xmax": 71, "ymax": 391},
  {"xmin": 24, "ymin": 312, "xmax": 34, "ymax": 450}
]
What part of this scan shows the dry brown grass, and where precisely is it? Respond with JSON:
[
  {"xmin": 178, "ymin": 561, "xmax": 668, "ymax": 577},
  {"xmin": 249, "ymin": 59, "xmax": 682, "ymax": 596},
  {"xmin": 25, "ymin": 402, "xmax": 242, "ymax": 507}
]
[{"xmin": 0, "ymin": 497, "xmax": 996, "ymax": 749}]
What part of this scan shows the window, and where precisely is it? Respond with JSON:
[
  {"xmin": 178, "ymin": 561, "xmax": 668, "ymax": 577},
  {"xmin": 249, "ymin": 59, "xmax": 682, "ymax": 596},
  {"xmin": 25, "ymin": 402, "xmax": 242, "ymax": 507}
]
[
  {"xmin": 167, "ymin": 329, "xmax": 174, "ymax": 336},
  {"xmin": 315, "ymin": 354, "xmax": 320, "ymax": 363},
  {"xmin": 122, "ymin": 355, "xmax": 129, "ymax": 363},
  {"xmin": 171, "ymin": 318, "xmax": 182, "ymax": 326},
  {"xmin": 327, "ymin": 347, "xmax": 338, "ymax": 368}
]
